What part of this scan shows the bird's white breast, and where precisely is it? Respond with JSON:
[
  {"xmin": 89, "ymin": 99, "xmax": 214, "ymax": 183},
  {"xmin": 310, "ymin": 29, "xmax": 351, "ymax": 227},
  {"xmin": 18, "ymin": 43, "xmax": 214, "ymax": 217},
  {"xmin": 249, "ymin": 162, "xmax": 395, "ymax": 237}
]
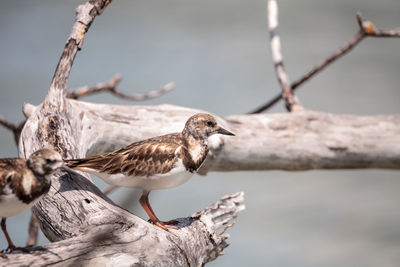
[
  {"xmin": 83, "ymin": 158, "xmax": 194, "ymax": 191},
  {"xmin": 0, "ymin": 185, "xmax": 40, "ymax": 217},
  {"xmin": 189, "ymin": 144, "xmax": 205, "ymax": 163}
]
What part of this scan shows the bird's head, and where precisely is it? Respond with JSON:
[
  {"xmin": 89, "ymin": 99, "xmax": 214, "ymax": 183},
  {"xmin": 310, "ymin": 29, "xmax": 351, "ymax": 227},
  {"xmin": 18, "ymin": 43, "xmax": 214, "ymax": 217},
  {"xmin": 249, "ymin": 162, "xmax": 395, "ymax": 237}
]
[
  {"xmin": 27, "ymin": 149, "xmax": 64, "ymax": 177},
  {"xmin": 182, "ymin": 113, "xmax": 235, "ymax": 140}
]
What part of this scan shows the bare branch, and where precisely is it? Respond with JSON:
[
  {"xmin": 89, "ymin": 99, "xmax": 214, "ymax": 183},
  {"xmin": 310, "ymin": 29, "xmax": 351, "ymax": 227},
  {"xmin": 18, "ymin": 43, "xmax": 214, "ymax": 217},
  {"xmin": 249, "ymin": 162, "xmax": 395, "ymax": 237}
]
[
  {"xmin": 357, "ymin": 12, "xmax": 400, "ymax": 37},
  {"xmin": 0, "ymin": 116, "xmax": 18, "ymax": 131},
  {"xmin": 67, "ymin": 74, "xmax": 175, "ymax": 101},
  {"xmin": 289, "ymin": 31, "xmax": 365, "ymax": 91},
  {"xmin": 249, "ymin": 11, "xmax": 400, "ymax": 114},
  {"xmin": 0, "ymin": 116, "xmax": 25, "ymax": 145},
  {"xmin": 287, "ymin": 11, "xmax": 399, "ymax": 93},
  {"xmin": 267, "ymin": 0, "xmax": 303, "ymax": 112},
  {"xmin": 67, "ymin": 74, "xmax": 121, "ymax": 99},
  {"xmin": 109, "ymin": 81, "xmax": 175, "ymax": 101}
]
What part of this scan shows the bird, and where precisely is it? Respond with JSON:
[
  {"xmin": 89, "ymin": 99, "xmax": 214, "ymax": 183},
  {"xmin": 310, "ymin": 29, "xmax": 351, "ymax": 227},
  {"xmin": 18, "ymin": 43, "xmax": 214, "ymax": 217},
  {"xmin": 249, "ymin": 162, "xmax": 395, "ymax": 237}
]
[
  {"xmin": 0, "ymin": 148, "xmax": 63, "ymax": 253},
  {"xmin": 66, "ymin": 113, "xmax": 235, "ymax": 230}
]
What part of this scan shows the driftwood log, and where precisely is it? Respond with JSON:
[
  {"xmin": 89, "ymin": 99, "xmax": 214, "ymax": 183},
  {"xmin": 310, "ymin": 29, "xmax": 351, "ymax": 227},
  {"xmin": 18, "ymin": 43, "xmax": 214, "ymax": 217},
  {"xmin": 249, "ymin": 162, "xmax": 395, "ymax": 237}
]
[{"xmin": 21, "ymin": 101, "xmax": 400, "ymax": 172}]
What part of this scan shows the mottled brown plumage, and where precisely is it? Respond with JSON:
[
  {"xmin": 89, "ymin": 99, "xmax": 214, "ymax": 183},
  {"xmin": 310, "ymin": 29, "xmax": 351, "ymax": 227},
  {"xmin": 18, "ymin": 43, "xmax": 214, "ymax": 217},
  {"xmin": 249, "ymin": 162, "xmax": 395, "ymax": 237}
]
[
  {"xmin": 0, "ymin": 158, "xmax": 48, "ymax": 204},
  {"xmin": 66, "ymin": 113, "xmax": 235, "ymax": 230},
  {"xmin": 67, "ymin": 133, "xmax": 202, "ymax": 177},
  {"xmin": 0, "ymin": 149, "xmax": 63, "ymax": 252}
]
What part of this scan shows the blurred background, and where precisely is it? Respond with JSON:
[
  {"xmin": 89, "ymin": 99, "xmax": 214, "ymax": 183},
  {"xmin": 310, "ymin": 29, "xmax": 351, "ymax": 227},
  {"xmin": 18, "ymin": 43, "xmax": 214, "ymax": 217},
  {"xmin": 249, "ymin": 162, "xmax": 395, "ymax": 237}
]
[{"xmin": 0, "ymin": 0, "xmax": 400, "ymax": 266}]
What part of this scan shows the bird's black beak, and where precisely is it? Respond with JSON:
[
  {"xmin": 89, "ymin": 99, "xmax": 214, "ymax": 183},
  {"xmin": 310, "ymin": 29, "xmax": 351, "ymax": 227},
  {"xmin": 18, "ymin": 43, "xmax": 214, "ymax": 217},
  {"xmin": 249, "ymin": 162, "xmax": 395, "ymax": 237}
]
[{"xmin": 216, "ymin": 127, "xmax": 235, "ymax": 136}]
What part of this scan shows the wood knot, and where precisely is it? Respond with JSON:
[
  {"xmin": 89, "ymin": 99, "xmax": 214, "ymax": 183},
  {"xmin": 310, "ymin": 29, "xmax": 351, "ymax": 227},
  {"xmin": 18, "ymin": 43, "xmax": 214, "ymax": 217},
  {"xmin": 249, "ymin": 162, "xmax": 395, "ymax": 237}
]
[{"xmin": 328, "ymin": 146, "xmax": 348, "ymax": 152}]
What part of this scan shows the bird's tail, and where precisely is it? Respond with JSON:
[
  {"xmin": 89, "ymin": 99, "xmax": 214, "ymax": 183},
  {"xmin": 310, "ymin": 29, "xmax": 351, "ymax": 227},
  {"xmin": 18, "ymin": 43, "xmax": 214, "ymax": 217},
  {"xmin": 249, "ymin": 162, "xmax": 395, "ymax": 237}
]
[{"xmin": 65, "ymin": 157, "xmax": 97, "ymax": 170}]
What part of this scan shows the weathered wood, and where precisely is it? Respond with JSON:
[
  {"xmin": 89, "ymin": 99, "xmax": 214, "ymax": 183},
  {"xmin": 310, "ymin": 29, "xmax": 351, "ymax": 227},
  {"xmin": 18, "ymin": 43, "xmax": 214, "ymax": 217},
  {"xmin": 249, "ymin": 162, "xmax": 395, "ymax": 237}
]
[
  {"xmin": 1, "ymin": 192, "xmax": 244, "ymax": 266},
  {"xmin": 17, "ymin": 98, "xmax": 399, "ymax": 250},
  {"xmin": 44, "ymin": 100, "xmax": 400, "ymax": 172}
]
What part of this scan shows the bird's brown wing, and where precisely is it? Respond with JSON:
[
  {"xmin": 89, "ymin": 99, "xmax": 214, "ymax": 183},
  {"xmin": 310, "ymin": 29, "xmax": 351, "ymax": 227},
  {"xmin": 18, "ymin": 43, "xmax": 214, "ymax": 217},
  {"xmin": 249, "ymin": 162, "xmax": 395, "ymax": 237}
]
[
  {"xmin": 66, "ymin": 134, "xmax": 184, "ymax": 177},
  {"xmin": 0, "ymin": 158, "xmax": 25, "ymax": 196}
]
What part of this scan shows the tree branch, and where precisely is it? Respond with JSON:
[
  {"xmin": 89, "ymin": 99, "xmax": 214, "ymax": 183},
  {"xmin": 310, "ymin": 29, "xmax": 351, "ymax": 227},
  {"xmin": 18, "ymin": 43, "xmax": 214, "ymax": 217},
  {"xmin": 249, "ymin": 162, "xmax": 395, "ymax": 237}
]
[
  {"xmin": 0, "ymin": 116, "xmax": 25, "ymax": 145},
  {"xmin": 249, "ymin": 11, "xmax": 400, "ymax": 114},
  {"xmin": 45, "ymin": 0, "xmax": 111, "ymax": 110},
  {"xmin": 267, "ymin": 0, "xmax": 303, "ymax": 112},
  {"xmin": 67, "ymin": 74, "xmax": 175, "ymax": 101}
]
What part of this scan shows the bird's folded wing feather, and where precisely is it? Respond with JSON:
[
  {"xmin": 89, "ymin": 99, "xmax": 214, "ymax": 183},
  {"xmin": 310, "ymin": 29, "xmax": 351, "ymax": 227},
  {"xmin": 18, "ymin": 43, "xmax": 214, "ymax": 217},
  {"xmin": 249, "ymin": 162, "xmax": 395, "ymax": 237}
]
[
  {"xmin": 0, "ymin": 158, "xmax": 25, "ymax": 194},
  {"xmin": 66, "ymin": 134, "xmax": 185, "ymax": 177}
]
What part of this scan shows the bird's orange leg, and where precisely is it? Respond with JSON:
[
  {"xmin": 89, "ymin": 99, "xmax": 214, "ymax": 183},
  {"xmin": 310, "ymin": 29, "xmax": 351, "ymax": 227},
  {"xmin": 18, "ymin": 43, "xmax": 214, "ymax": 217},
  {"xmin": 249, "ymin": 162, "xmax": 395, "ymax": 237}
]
[
  {"xmin": 1, "ymin": 218, "xmax": 15, "ymax": 251},
  {"xmin": 139, "ymin": 192, "xmax": 178, "ymax": 230},
  {"xmin": 1, "ymin": 218, "xmax": 29, "ymax": 253}
]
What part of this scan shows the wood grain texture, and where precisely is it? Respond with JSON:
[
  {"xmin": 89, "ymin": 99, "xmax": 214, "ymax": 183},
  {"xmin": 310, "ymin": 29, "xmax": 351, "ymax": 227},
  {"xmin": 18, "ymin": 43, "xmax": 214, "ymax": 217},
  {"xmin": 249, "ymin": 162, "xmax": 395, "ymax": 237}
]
[
  {"xmin": 1, "ymin": 192, "xmax": 244, "ymax": 266},
  {"xmin": 59, "ymin": 100, "xmax": 400, "ymax": 172}
]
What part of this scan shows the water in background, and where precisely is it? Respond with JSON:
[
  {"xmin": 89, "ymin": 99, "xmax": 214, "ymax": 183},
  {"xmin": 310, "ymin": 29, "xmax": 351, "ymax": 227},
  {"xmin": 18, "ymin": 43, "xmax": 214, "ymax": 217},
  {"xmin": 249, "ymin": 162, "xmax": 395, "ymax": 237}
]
[{"xmin": 0, "ymin": 0, "xmax": 399, "ymax": 266}]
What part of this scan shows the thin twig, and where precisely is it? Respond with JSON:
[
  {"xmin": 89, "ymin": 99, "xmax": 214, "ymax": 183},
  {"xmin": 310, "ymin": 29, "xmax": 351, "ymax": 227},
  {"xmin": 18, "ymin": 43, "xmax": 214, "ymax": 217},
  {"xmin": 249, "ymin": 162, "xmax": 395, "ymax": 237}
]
[
  {"xmin": 0, "ymin": 116, "xmax": 25, "ymax": 145},
  {"xmin": 0, "ymin": 116, "xmax": 18, "ymax": 131},
  {"xmin": 249, "ymin": 12, "xmax": 400, "ymax": 114},
  {"xmin": 26, "ymin": 213, "xmax": 39, "ymax": 247},
  {"xmin": 267, "ymin": 0, "xmax": 303, "ymax": 112},
  {"xmin": 67, "ymin": 74, "xmax": 175, "ymax": 101}
]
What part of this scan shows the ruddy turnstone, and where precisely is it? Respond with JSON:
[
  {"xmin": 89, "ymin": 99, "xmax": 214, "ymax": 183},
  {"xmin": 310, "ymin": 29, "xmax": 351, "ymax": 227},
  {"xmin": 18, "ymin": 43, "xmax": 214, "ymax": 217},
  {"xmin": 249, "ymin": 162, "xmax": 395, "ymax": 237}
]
[
  {"xmin": 66, "ymin": 113, "xmax": 235, "ymax": 230},
  {"xmin": 0, "ymin": 149, "xmax": 63, "ymax": 252}
]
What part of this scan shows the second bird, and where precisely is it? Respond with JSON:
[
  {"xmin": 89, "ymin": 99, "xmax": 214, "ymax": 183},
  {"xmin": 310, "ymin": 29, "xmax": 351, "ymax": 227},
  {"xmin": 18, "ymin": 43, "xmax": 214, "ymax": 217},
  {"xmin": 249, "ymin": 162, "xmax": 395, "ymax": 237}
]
[{"xmin": 66, "ymin": 113, "xmax": 235, "ymax": 229}]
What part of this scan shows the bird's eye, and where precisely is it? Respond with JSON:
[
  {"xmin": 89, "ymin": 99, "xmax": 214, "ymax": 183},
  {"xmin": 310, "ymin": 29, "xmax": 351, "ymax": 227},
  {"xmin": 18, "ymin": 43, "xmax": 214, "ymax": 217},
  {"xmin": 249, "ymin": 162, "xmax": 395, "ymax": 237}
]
[
  {"xmin": 46, "ymin": 159, "xmax": 55, "ymax": 164},
  {"xmin": 206, "ymin": 121, "xmax": 214, "ymax": 127}
]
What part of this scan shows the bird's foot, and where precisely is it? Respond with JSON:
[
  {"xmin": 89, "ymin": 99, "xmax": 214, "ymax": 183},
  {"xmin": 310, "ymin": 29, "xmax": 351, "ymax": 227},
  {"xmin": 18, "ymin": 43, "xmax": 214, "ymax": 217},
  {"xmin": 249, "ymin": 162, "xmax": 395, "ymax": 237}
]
[
  {"xmin": 154, "ymin": 221, "xmax": 178, "ymax": 230},
  {"xmin": 162, "ymin": 219, "xmax": 179, "ymax": 225},
  {"xmin": 147, "ymin": 219, "xmax": 179, "ymax": 230},
  {"xmin": 1, "ymin": 245, "xmax": 30, "ymax": 254}
]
